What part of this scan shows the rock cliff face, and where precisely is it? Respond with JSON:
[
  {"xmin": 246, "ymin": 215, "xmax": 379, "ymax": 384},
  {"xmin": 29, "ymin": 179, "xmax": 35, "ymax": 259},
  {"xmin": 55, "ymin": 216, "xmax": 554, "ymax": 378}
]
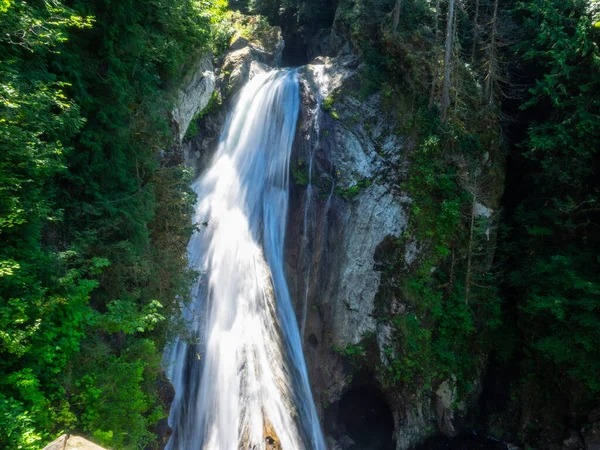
[
  {"xmin": 283, "ymin": 55, "xmax": 504, "ymax": 449},
  {"xmin": 284, "ymin": 55, "xmax": 426, "ymax": 449}
]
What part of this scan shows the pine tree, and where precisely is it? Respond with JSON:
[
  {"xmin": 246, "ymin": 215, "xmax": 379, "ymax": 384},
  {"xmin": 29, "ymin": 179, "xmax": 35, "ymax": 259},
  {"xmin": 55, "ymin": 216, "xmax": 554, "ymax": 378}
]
[{"xmin": 441, "ymin": 0, "xmax": 456, "ymax": 122}]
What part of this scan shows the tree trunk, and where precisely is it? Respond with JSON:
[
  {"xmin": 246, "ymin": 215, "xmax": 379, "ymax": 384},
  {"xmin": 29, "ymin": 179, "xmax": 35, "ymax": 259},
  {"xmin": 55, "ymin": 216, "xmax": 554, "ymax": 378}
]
[
  {"xmin": 392, "ymin": 0, "xmax": 402, "ymax": 31},
  {"xmin": 465, "ymin": 189, "xmax": 477, "ymax": 305},
  {"xmin": 429, "ymin": 0, "xmax": 442, "ymax": 109},
  {"xmin": 485, "ymin": 0, "xmax": 499, "ymax": 108},
  {"xmin": 440, "ymin": 0, "xmax": 456, "ymax": 123},
  {"xmin": 452, "ymin": 5, "xmax": 459, "ymax": 119},
  {"xmin": 471, "ymin": 0, "xmax": 480, "ymax": 64}
]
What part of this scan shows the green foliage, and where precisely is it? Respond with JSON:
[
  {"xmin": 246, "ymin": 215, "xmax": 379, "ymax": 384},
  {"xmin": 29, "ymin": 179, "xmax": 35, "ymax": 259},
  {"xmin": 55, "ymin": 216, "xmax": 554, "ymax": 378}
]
[
  {"xmin": 380, "ymin": 105, "xmax": 501, "ymax": 398},
  {"xmin": 185, "ymin": 120, "xmax": 200, "ymax": 141},
  {"xmin": 184, "ymin": 91, "xmax": 222, "ymax": 140},
  {"xmin": 502, "ymin": 0, "xmax": 600, "ymax": 400},
  {"xmin": 241, "ymin": 0, "xmax": 336, "ymax": 29},
  {"xmin": 322, "ymin": 94, "xmax": 336, "ymax": 111},
  {"xmin": 333, "ymin": 342, "xmax": 366, "ymax": 358},
  {"xmin": 516, "ymin": 0, "xmax": 600, "ymax": 189},
  {"xmin": 383, "ymin": 268, "xmax": 491, "ymax": 397},
  {"xmin": 227, "ymin": 10, "xmax": 281, "ymax": 49},
  {"xmin": 383, "ymin": 314, "xmax": 433, "ymax": 388},
  {"xmin": 0, "ymin": 0, "xmax": 228, "ymax": 448},
  {"xmin": 334, "ymin": 178, "xmax": 372, "ymax": 200},
  {"xmin": 291, "ymin": 158, "xmax": 310, "ymax": 185},
  {"xmin": 322, "ymin": 93, "xmax": 341, "ymax": 119},
  {"xmin": 332, "ymin": 340, "xmax": 369, "ymax": 368},
  {"xmin": 406, "ymin": 131, "xmax": 462, "ymax": 254},
  {"xmin": 512, "ymin": 253, "xmax": 600, "ymax": 392},
  {"xmin": 199, "ymin": 91, "xmax": 222, "ymax": 120},
  {"xmin": 73, "ymin": 339, "xmax": 164, "ymax": 449}
]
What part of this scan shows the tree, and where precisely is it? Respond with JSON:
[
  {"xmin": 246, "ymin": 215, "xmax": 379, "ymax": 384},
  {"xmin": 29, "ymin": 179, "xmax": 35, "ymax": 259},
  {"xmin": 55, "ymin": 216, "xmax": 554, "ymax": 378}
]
[
  {"xmin": 392, "ymin": 0, "xmax": 403, "ymax": 30},
  {"xmin": 484, "ymin": 0, "xmax": 501, "ymax": 108},
  {"xmin": 504, "ymin": 0, "xmax": 600, "ymax": 400},
  {"xmin": 471, "ymin": 0, "xmax": 480, "ymax": 63},
  {"xmin": 456, "ymin": 158, "xmax": 498, "ymax": 305},
  {"xmin": 441, "ymin": 0, "xmax": 456, "ymax": 122},
  {"xmin": 429, "ymin": 0, "xmax": 443, "ymax": 109}
]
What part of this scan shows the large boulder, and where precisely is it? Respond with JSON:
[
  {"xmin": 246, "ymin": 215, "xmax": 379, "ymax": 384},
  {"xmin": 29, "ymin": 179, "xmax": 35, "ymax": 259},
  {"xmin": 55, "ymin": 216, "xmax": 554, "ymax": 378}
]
[{"xmin": 173, "ymin": 53, "xmax": 216, "ymax": 144}]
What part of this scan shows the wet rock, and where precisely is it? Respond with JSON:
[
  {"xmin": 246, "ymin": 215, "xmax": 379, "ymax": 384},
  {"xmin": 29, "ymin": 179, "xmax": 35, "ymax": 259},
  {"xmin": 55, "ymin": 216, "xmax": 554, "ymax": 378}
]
[
  {"xmin": 327, "ymin": 435, "xmax": 344, "ymax": 450},
  {"xmin": 435, "ymin": 380, "xmax": 458, "ymax": 438},
  {"xmin": 151, "ymin": 369, "xmax": 176, "ymax": 450},
  {"xmin": 583, "ymin": 413, "xmax": 600, "ymax": 450},
  {"xmin": 263, "ymin": 421, "xmax": 283, "ymax": 450},
  {"xmin": 562, "ymin": 430, "xmax": 584, "ymax": 450},
  {"xmin": 219, "ymin": 26, "xmax": 284, "ymax": 98},
  {"xmin": 285, "ymin": 55, "xmax": 425, "ymax": 449},
  {"xmin": 338, "ymin": 434, "xmax": 356, "ymax": 449},
  {"xmin": 265, "ymin": 435, "xmax": 281, "ymax": 450},
  {"xmin": 222, "ymin": 45, "xmax": 270, "ymax": 94}
]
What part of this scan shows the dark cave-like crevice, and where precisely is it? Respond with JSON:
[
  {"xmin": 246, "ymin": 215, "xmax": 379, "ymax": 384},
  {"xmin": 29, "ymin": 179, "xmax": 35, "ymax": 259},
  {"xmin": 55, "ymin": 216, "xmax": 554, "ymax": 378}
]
[
  {"xmin": 325, "ymin": 373, "xmax": 395, "ymax": 450},
  {"xmin": 281, "ymin": 29, "xmax": 310, "ymax": 67}
]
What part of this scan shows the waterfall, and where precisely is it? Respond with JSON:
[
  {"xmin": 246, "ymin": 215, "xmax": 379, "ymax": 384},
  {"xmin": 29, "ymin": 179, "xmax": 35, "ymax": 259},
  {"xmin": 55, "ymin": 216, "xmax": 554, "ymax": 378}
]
[{"xmin": 164, "ymin": 69, "xmax": 326, "ymax": 450}]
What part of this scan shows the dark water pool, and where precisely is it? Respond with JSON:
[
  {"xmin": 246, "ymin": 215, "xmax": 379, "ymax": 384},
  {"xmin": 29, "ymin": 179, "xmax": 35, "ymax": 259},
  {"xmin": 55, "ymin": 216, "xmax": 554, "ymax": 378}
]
[{"xmin": 415, "ymin": 434, "xmax": 508, "ymax": 450}]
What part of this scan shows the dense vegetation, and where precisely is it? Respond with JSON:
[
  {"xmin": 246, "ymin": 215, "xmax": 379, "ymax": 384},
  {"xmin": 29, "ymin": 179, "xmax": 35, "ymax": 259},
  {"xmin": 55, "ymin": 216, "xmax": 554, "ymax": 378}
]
[
  {"xmin": 498, "ymin": 0, "xmax": 600, "ymax": 442},
  {"xmin": 0, "ymin": 0, "xmax": 234, "ymax": 448}
]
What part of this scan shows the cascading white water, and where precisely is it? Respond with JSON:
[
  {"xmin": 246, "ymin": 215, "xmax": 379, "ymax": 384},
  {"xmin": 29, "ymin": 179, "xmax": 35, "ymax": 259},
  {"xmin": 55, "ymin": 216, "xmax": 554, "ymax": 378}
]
[{"xmin": 164, "ymin": 69, "xmax": 326, "ymax": 450}]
